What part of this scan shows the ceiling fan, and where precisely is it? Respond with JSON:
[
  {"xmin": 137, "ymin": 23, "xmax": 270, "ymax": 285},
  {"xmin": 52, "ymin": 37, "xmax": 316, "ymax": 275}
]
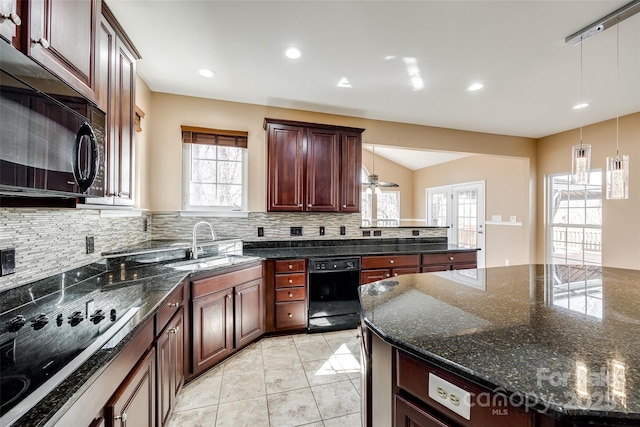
[{"xmin": 363, "ymin": 146, "xmax": 399, "ymax": 194}]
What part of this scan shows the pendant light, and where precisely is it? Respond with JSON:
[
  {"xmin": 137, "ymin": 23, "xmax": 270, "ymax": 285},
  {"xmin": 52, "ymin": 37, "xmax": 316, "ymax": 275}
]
[
  {"xmin": 363, "ymin": 146, "xmax": 398, "ymax": 195},
  {"xmin": 571, "ymin": 34, "xmax": 591, "ymax": 184},
  {"xmin": 606, "ymin": 18, "xmax": 629, "ymax": 200}
]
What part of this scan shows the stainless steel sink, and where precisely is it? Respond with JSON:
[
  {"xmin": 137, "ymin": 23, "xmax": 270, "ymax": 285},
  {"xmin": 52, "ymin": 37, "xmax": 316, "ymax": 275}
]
[{"xmin": 164, "ymin": 255, "xmax": 253, "ymax": 271}]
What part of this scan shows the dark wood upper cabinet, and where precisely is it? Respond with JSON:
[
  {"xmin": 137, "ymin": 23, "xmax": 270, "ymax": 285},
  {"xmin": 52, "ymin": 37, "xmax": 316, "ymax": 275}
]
[
  {"xmin": 340, "ymin": 131, "xmax": 362, "ymax": 212},
  {"xmin": 267, "ymin": 123, "xmax": 305, "ymax": 211},
  {"xmin": 264, "ymin": 118, "xmax": 364, "ymax": 213},
  {"xmin": 306, "ymin": 127, "xmax": 340, "ymax": 212},
  {"xmin": 26, "ymin": 0, "xmax": 99, "ymax": 102}
]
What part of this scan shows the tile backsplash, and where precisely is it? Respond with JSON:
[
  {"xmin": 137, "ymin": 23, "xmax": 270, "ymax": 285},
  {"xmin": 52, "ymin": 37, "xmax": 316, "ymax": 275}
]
[
  {"xmin": 0, "ymin": 208, "xmax": 150, "ymax": 291},
  {"xmin": 1, "ymin": 208, "xmax": 446, "ymax": 291}
]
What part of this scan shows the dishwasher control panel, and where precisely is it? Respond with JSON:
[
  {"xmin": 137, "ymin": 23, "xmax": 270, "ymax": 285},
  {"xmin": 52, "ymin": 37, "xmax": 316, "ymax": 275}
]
[{"xmin": 308, "ymin": 257, "xmax": 360, "ymax": 272}]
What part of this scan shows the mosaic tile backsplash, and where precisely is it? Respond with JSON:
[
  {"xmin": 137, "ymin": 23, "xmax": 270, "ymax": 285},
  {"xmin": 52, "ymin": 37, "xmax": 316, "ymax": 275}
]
[{"xmin": 1, "ymin": 208, "xmax": 447, "ymax": 291}]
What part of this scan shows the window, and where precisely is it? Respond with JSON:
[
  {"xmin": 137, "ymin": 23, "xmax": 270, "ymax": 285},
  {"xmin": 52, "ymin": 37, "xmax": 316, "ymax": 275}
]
[
  {"xmin": 182, "ymin": 126, "xmax": 248, "ymax": 211},
  {"xmin": 361, "ymin": 168, "xmax": 400, "ymax": 227}
]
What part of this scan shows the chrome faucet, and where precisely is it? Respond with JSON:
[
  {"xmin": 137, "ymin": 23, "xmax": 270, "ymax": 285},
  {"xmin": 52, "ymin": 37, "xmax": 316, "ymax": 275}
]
[{"xmin": 192, "ymin": 221, "xmax": 216, "ymax": 259}]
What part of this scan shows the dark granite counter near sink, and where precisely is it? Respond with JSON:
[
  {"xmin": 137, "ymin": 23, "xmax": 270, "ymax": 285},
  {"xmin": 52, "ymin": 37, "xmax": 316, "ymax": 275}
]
[{"xmin": 359, "ymin": 264, "xmax": 640, "ymax": 425}]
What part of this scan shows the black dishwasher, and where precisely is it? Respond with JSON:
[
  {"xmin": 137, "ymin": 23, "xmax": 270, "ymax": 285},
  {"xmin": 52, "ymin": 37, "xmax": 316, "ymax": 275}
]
[{"xmin": 307, "ymin": 257, "xmax": 361, "ymax": 333}]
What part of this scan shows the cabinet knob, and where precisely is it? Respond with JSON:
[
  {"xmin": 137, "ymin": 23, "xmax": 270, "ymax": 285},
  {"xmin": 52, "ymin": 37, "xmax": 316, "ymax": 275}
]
[
  {"xmin": 168, "ymin": 326, "xmax": 179, "ymax": 335},
  {"xmin": 307, "ymin": 204, "xmax": 312, "ymax": 208},
  {"xmin": 227, "ymin": 294, "xmax": 232, "ymax": 299},
  {"xmin": 288, "ymin": 264, "xmax": 293, "ymax": 269},
  {"xmin": 289, "ymin": 279, "xmax": 293, "ymax": 283},
  {"xmin": 168, "ymin": 302, "xmax": 180, "ymax": 308},
  {"xmin": 288, "ymin": 292, "xmax": 293, "ymax": 298},
  {"xmin": 288, "ymin": 313, "xmax": 293, "ymax": 318},
  {"xmin": 1, "ymin": 12, "xmax": 21, "ymax": 26},
  {"xmin": 449, "ymin": 256, "xmax": 454, "ymax": 261},
  {"xmin": 298, "ymin": 204, "xmax": 303, "ymax": 207},
  {"xmin": 343, "ymin": 204, "xmax": 347, "ymax": 208},
  {"xmin": 389, "ymin": 259, "xmax": 394, "ymax": 264},
  {"xmin": 386, "ymin": 273, "xmax": 390, "ymax": 278},
  {"xmin": 394, "ymin": 273, "xmax": 398, "ymax": 277},
  {"xmin": 32, "ymin": 37, "xmax": 50, "ymax": 49},
  {"xmin": 114, "ymin": 412, "xmax": 128, "ymax": 422}
]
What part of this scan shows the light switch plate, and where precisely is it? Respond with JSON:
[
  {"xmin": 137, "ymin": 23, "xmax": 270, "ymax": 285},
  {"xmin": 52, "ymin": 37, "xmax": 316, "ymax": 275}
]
[
  {"xmin": 428, "ymin": 373, "xmax": 471, "ymax": 420},
  {"xmin": 491, "ymin": 215, "xmax": 502, "ymax": 222}
]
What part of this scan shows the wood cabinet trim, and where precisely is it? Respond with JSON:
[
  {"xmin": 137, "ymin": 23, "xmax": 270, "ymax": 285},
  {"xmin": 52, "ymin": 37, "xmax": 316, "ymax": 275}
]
[
  {"xmin": 191, "ymin": 264, "xmax": 262, "ymax": 298},
  {"xmin": 263, "ymin": 117, "xmax": 364, "ymax": 134}
]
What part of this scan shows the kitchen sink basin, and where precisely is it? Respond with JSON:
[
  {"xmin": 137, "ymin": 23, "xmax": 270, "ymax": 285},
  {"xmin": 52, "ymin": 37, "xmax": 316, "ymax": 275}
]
[{"xmin": 164, "ymin": 255, "xmax": 254, "ymax": 271}]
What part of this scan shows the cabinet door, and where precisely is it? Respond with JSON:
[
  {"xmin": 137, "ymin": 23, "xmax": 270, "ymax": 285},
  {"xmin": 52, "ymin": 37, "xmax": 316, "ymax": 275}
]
[
  {"xmin": 105, "ymin": 349, "xmax": 155, "ymax": 427},
  {"xmin": 192, "ymin": 289, "xmax": 233, "ymax": 375},
  {"xmin": 361, "ymin": 269, "xmax": 390, "ymax": 285},
  {"xmin": 27, "ymin": 0, "xmax": 98, "ymax": 101},
  {"xmin": 234, "ymin": 278, "xmax": 264, "ymax": 348},
  {"xmin": 267, "ymin": 123, "xmax": 305, "ymax": 211},
  {"xmin": 158, "ymin": 309, "xmax": 184, "ymax": 427},
  {"xmin": 395, "ymin": 395, "xmax": 452, "ymax": 427},
  {"xmin": 0, "ymin": 0, "xmax": 20, "ymax": 45},
  {"xmin": 340, "ymin": 131, "xmax": 362, "ymax": 212},
  {"xmin": 305, "ymin": 127, "xmax": 339, "ymax": 212}
]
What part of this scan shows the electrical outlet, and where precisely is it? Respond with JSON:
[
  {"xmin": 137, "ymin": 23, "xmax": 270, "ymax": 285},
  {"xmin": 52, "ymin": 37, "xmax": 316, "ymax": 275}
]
[
  {"xmin": 340, "ymin": 226, "xmax": 346, "ymax": 236},
  {"xmin": 319, "ymin": 226, "xmax": 325, "ymax": 236},
  {"xmin": 257, "ymin": 227, "xmax": 264, "ymax": 237},
  {"xmin": 412, "ymin": 230, "xmax": 420, "ymax": 236},
  {"xmin": 0, "ymin": 248, "xmax": 16, "ymax": 276},
  {"xmin": 362, "ymin": 230, "xmax": 371, "ymax": 237},
  {"xmin": 143, "ymin": 218, "xmax": 148, "ymax": 232},
  {"xmin": 290, "ymin": 227, "xmax": 303, "ymax": 236},
  {"xmin": 428, "ymin": 373, "xmax": 471, "ymax": 420},
  {"xmin": 373, "ymin": 230, "xmax": 382, "ymax": 236},
  {"xmin": 86, "ymin": 236, "xmax": 95, "ymax": 254}
]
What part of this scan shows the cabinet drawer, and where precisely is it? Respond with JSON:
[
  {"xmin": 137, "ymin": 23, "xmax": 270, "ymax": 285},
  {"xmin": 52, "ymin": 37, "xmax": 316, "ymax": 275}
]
[
  {"xmin": 155, "ymin": 283, "xmax": 184, "ymax": 336},
  {"xmin": 453, "ymin": 263, "xmax": 477, "ymax": 271},
  {"xmin": 422, "ymin": 252, "xmax": 476, "ymax": 266},
  {"xmin": 391, "ymin": 267, "xmax": 420, "ymax": 277},
  {"xmin": 275, "ymin": 272, "xmax": 306, "ymax": 288},
  {"xmin": 421, "ymin": 265, "xmax": 449, "ymax": 273},
  {"xmin": 275, "ymin": 287, "xmax": 306, "ymax": 302},
  {"xmin": 361, "ymin": 269, "xmax": 390, "ymax": 284},
  {"xmin": 275, "ymin": 259, "xmax": 306, "ymax": 273},
  {"xmin": 362, "ymin": 255, "xmax": 419, "ymax": 269},
  {"xmin": 275, "ymin": 301, "xmax": 306, "ymax": 329},
  {"xmin": 396, "ymin": 351, "xmax": 533, "ymax": 427}
]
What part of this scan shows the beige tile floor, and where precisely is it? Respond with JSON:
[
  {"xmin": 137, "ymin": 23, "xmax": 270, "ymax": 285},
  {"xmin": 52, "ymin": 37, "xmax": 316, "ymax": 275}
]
[{"xmin": 169, "ymin": 329, "xmax": 362, "ymax": 427}]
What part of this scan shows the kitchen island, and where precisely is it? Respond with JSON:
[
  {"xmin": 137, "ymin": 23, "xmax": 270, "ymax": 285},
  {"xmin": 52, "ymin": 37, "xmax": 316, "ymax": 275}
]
[{"xmin": 359, "ymin": 264, "xmax": 640, "ymax": 426}]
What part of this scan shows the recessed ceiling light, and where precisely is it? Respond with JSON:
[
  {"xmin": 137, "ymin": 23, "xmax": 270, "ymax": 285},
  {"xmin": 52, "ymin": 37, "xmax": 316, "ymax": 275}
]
[
  {"xmin": 468, "ymin": 82, "xmax": 484, "ymax": 91},
  {"xmin": 199, "ymin": 69, "xmax": 215, "ymax": 78},
  {"xmin": 573, "ymin": 103, "xmax": 589, "ymax": 110},
  {"xmin": 337, "ymin": 77, "xmax": 352, "ymax": 88},
  {"xmin": 284, "ymin": 47, "xmax": 303, "ymax": 59}
]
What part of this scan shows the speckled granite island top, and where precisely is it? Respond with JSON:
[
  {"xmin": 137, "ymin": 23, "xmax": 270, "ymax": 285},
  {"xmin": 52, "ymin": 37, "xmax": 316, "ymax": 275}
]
[{"xmin": 359, "ymin": 264, "xmax": 640, "ymax": 425}]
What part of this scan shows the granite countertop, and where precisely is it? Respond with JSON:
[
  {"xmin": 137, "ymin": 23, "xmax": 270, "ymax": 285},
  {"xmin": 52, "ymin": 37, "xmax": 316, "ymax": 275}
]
[
  {"xmin": 243, "ymin": 241, "xmax": 477, "ymax": 259},
  {"xmin": 359, "ymin": 264, "xmax": 640, "ymax": 425},
  {"xmin": 1, "ymin": 253, "xmax": 261, "ymax": 427}
]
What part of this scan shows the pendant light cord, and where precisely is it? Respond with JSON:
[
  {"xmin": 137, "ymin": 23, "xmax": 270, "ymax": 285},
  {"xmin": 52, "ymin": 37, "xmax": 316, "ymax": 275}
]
[
  {"xmin": 579, "ymin": 34, "xmax": 584, "ymax": 147},
  {"xmin": 616, "ymin": 17, "xmax": 620, "ymax": 158}
]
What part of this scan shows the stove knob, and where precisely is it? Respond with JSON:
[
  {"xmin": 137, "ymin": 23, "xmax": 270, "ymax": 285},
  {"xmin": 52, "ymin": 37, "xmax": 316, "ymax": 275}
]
[
  {"xmin": 7, "ymin": 315, "xmax": 26, "ymax": 332},
  {"xmin": 110, "ymin": 309, "xmax": 117, "ymax": 322},
  {"xmin": 56, "ymin": 313, "xmax": 63, "ymax": 327},
  {"xmin": 90, "ymin": 310, "xmax": 106, "ymax": 324},
  {"xmin": 31, "ymin": 314, "xmax": 49, "ymax": 330},
  {"xmin": 68, "ymin": 311, "xmax": 84, "ymax": 327}
]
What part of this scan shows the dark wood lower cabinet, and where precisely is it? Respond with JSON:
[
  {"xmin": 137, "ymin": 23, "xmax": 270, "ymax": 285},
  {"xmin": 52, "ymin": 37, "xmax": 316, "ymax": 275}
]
[
  {"xmin": 105, "ymin": 348, "xmax": 155, "ymax": 427},
  {"xmin": 395, "ymin": 395, "xmax": 452, "ymax": 427},
  {"xmin": 192, "ymin": 289, "xmax": 234, "ymax": 376},
  {"xmin": 157, "ymin": 309, "xmax": 184, "ymax": 427},
  {"xmin": 235, "ymin": 278, "xmax": 264, "ymax": 349}
]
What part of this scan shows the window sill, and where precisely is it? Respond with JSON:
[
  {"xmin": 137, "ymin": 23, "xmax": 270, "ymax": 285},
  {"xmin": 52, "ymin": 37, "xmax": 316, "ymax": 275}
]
[{"xmin": 179, "ymin": 210, "xmax": 250, "ymax": 218}]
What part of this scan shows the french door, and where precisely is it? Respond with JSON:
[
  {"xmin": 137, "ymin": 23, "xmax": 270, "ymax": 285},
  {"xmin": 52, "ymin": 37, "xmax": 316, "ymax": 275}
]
[{"xmin": 427, "ymin": 181, "xmax": 485, "ymax": 268}]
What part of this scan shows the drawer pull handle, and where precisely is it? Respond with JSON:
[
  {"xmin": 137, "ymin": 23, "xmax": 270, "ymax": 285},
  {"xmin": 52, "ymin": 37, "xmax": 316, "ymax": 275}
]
[
  {"xmin": 114, "ymin": 412, "xmax": 127, "ymax": 422},
  {"xmin": 449, "ymin": 256, "xmax": 454, "ymax": 261},
  {"xmin": 288, "ymin": 292, "xmax": 293, "ymax": 297},
  {"xmin": 168, "ymin": 302, "xmax": 180, "ymax": 308},
  {"xmin": 288, "ymin": 264, "xmax": 293, "ymax": 269},
  {"xmin": 389, "ymin": 259, "xmax": 394, "ymax": 264},
  {"xmin": 288, "ymin": 313, "xmax": 293, "ymax": 318},
  {"xmin": 289, "ymin": 279, "xmax": 293, "ymax": 284}
]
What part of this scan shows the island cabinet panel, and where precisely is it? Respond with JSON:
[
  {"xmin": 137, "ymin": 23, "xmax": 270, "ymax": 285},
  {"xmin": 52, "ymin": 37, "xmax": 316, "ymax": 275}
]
[
  {"xmin": 395, "ymin": 394, "xmax": 452, "ymax": 427},
  {"xmin": 421, "ymin": 251, "xmax": 477, "ymax": 272},
  {"xmin": 395, "ymin": 351, "xmax": 534, "ymax": 427},
  {"xmin": 265, "ymin": 118, "xmax": 364, "ymax": 213},
  {"xmin": 305, "ymin": 127, "xmax": 340, "ymax": 211},
  {"xmin": 361, "ymin": 255, "xmax": 420, "ymax": 284},
  {"xmin": 105, "ymin": 348, "xmax": 155, "ymax": 427},
  {"xmin": 27, "ymin": 0, "xmax": 99, "ymax": 101}
]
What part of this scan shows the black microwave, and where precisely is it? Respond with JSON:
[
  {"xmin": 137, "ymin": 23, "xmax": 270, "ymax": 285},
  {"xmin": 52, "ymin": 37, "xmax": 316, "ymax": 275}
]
[{"xmin": 0, "ymin": 42, "xmax": 105, "ymax": 198}]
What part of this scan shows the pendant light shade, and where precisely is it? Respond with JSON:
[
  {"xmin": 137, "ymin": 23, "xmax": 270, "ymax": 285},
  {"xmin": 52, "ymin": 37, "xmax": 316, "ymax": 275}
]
[
  {"xmin": 606, "ymin": 154, "xmax": 629, "ymax": 199},
  {"xmin": 572, "ymin": 144, "xmax": 591, "ymax": 184}
]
